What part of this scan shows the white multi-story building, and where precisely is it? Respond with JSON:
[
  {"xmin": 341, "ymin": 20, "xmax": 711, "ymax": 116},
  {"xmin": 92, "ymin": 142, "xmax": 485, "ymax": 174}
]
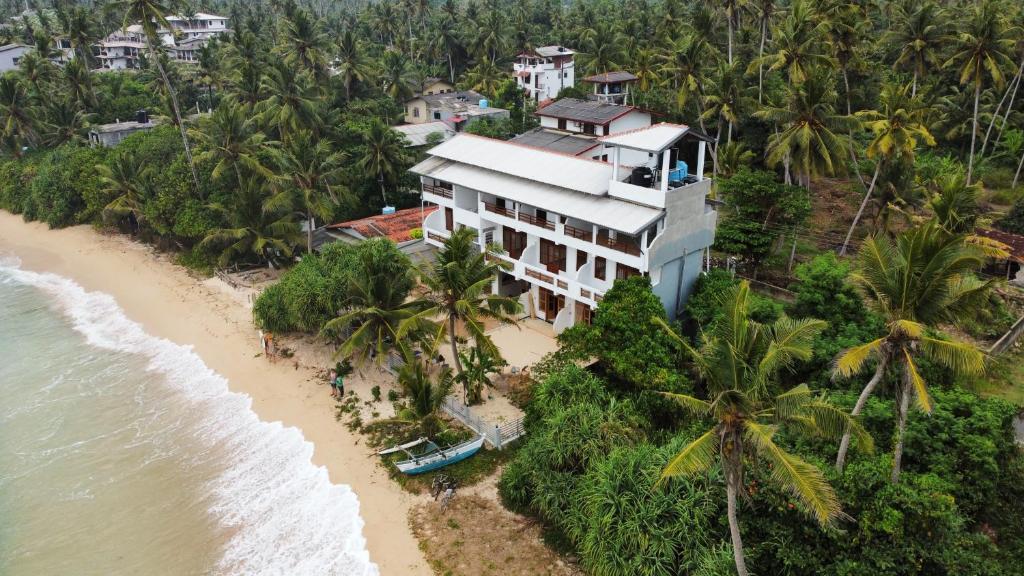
[
  {"xmin": 97, "ymin": 13, "xmax": 228, "ymax": 70},
  {"xmin": 513, "ymin": 45, "xmax": 575, "ymax": 103},
  {"xmin": 413, "ymin": 124, "xmax": 715, "ymax": 332}
]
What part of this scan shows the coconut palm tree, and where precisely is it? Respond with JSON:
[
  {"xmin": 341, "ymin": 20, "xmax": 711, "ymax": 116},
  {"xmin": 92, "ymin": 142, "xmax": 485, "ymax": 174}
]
[
  {"xmin": 701, "ymin": 60, "xmax": 754, "ymax": 145},
  {"xmin": 945, "ymin": 0, "xmax": 1014, "ymax": 184},
  {"xmin": 0, "ymin": 75, "xmax": 39, "ymax": 156},
  {"xmin": 840, "ymin": 80, "xmax": 935, "ymax": 255},
  {"xmin": 380, "ymin": 49, "xmax": 415, "ymax": 101},
  {"xmin": 256, "ymin": 61, "xmax": 319, "ymax": 141},
  {"xmin": 884, "ymin": 0, "xmax": 950, "ymax": 97},
  {"xmin": 428, "ymin": 18, "xmax": 461, "ymax": 84},
  {"xmin": 39, "ymin": 98, "xmax": 92, "ymax": 147},
  {"xmin": 833, "ymin": 223, "xmax": 992, "ymax": 481},
  {"xmin": 190, "ymin": 100, "xmax": 271, "ymax": 188},
  {"xmin": 268, "ymin": 130, "xmax": 348, "ymax": 253},
  {"xmin": 324, "ymin": 242, "xmax": 434, "ymax": 365},
  {"xmin": 396, "ymin": 330, "xmax": 455, "ymax": 435},
  {"xmin": 200, "ymin": 175, "xmax": 300, "ymax": 268},
  {"xmin": 97, "ymin": 152, "xmax": 148, "ymax": 227},
  {"xmin": 111, "ymin": 0, "xmax": 201, "ymax": 192},
  {"xmin": 750, "ymin": 0, "xmax": 778, "ymax": 102},
  {"xmin": 462, "ymin": 59, "xmax": 504, "ymax": 96},
  {"xmin": 659, "ymin": 32, "xmax": 717, "ymax": 119},
  {"xmin": 62, "ymin": 58, "xmax": 97, "ymax": 111},
  {"xmin": 358, "ymin": 118, "xmax": 408, "ymax": 207},
  {"xmin": 57, "ymin": 5, "xmax": 100, "ymax": 66},
  {"xmin": 335, "ymin": 29, "xmax": 372, "ymax": 102},
  {"xmin": 750, "ymin": 0, "xmax": 832, "ymax": 87},
  {"xmin": 420, "ymin": 227, "xmax": 520, "ymax": 375},
  {"xmin": 755, "ymin": 71, "xmax": 858, "ymax": 191},
  {"xmin": 279, "ymin": 7, "xmax": 329, "ymax": 82},
  {"xmin": 927, "ymin": 172, "xmax": 982, "ymax": 234},
  {"xmin": 655, "ymin": 282, "xmax": 869, "ymax": 576}
]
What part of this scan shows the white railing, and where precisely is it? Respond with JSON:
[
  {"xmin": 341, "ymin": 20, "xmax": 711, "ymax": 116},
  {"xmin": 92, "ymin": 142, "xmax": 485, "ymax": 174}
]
[{"xmin": 441, "ymin": 396, "xmax": 525, "ymax": 449}]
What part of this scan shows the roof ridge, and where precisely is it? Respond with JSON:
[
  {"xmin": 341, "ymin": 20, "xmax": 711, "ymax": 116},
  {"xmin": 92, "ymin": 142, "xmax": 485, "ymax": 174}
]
[
  {"xmin": 597, "ymin": 122, "xmax": 689, "ymax": 142},
  {"xmin": 453, "ymin": 133, "xmax": 611, "ymax": 165}
]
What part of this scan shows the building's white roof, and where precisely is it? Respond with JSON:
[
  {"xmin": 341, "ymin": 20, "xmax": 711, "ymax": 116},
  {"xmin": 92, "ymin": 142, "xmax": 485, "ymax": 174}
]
[
  {"xmin": 167, "ymin": 13, "xmax": 227, "ymax": 21},
  {"xmin": 0, "ymin": 43, "xmax": 28, "ymax": 53},
  {"xmin": 411, "ymin": 157, "xmax": 662, "ymax": 235},
  {"xmin": 600, "ymin": 123, "xmax": 690, "ymax": 152},
  {"xmin": 424, "ymin": 134, "xmax": 613, "ymax": 196},
  {"xmin": 534, "ymin": 45, "xmax": 575, "ymax": 57},
  {"xmin": 394, "ymin": 122, "xmax": 452, "ymax": 147}
]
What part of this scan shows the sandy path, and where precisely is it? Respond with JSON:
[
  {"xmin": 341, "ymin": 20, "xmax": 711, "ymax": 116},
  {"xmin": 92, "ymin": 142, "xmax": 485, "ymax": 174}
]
[{"xmin": 0, "ymin": 212, "xmax": 432, "ymax": 576}]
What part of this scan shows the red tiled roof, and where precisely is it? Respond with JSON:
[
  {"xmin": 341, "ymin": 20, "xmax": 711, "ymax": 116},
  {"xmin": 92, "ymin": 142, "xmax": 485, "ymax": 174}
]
[
  {"xmin": 976, "ymin": 228, "xmax": 1024, "ymax": 263},
  {"xmin": 327, "ymin": 206, "xmax": 436, "ymax": 243}
]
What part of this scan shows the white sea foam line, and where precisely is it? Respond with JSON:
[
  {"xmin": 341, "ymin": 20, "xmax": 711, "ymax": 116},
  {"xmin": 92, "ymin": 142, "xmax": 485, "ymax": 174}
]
[{"xmin": 0, "ymin": 259, "xmax": 380, "ymax": 576}]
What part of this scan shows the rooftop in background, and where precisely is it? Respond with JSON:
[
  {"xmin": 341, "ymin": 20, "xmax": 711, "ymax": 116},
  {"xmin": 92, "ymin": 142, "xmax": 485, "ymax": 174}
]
[
  {"xmin": 394, "ymin": 122, "xmax": 452, "ymax": 147},
  {"xmin": 166, "ymin": 12, "xmax": 226, "ymax": 21},
  {"xmin": 536, "ymin": 98, "xmax": 636, "ymax": 126},
  {"xmin": 975, "ymin": 228, "xmax": 1024, "ymax": 263},
  {"xmin": 423, "ymin": 133, "xmax": 613, "ymax": 196},
  {"xmin": 582, "ymin": 71, "xmax": 638, "ymax": 84},
  {"xmin": 0, "ymin": 43, "xmax": 25, "ymax": 52},
  {"xmin": 599, "ymin": 123, "xmax": 699, "ymax": 152},
  {"xmin": 326, "ymin": 206, "xmax": 437, "ymax": 243},
  {"xmin": 520, "ymin": 45, "xmax": 576, "ymax": 58},
  {"xmin": 90, "ymin": 119, "xmax": 156, "ymax": 134},
  {"xmin": 511, "ymin": 127, "xmax": 600, "ymax": 156},
  {"xmin": 420, "ymin": 90, "xmax": 485, "ymax": 107}
]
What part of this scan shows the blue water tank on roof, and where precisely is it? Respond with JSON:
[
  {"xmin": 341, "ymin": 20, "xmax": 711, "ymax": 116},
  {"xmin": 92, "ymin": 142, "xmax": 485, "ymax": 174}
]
[{"xmin": 479, "ymin": 99, "xmax": 489, "ymax": 108}]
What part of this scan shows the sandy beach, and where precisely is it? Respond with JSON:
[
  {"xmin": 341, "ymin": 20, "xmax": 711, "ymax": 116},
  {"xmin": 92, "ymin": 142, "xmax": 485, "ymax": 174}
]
[{"xmin": 0, "ymin": 211, "xmax": 432, "ymax": 576}]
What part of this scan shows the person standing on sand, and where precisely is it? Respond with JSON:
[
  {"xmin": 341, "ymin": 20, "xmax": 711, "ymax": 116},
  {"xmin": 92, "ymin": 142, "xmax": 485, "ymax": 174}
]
[
  {"xmin": 265, "ymin": 332, "xmax": 275, "ymax": 362},
  {"xmin": 334, "ymin": 372, "xmax": 345, "ymax": 399},
  {"xmin": 328, "ymin": 369, "xmax": 338, "ymax": 399}
]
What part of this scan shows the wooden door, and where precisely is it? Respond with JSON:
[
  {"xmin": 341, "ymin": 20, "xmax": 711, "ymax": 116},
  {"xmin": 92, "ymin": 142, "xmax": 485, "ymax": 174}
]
[
  {"xmin": 445, "ymin": 207, "xmax": 453, "ymax": 231},
  {"xmin": 538, "ymin": 288, "xmax": 560, "ymax": 322}
]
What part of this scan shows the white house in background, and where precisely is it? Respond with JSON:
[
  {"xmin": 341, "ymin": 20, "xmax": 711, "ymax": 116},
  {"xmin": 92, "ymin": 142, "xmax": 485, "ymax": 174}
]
[
  {"xmin": 413, "ymin": 124, "xmax": 715, "ymax": 332},
  {"xmin": 527, "ymin": 98, "xmax": 653, "ymax": 165},
  {"xmin": 96, "ymin": 13, "xmax": 228, "ymax": 70},
  {"xmin": 404, "ymin": 90, "xmax": 509, "ymax": 130},
  {"xmin": 581, "ymin": 71, "xmax": 638, "ymax": 105},
  {"xmin": 514, "ymin": 45, "xmax": 575, "ymax": 103},
  {"xmin": 0, "ymin": 44, "xmax": 30, "ymax": 73}
]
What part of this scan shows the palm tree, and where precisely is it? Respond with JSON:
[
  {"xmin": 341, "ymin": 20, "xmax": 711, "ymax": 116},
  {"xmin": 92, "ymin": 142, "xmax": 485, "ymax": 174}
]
[
  {"xmin": 324, "ymin": 243, "xmax": 434, "ymax": 365},
  {"xmin": 256, "ymin": 61, "xmax": 319, "ymax": 140},
  {"xmin": 755, "ymin": 71, "xmax": 858, "ymax": 191},
  {"xmin": 269, "ymin": 130, "xmax": 348, "ymax": 253},
  {"xmin": 927, "ymin": 172, "xmax": 981, "ymax": 234},
  {"xmin": 396, "ymin": 341, "xmax": 455, "ymax": 435},
  {"xmin": 656, "ymin": 282, "xmax": 869, "ymax": 576},
  {"xmin": 428, "ymin": 18, "xmax": 461, "ymax": 83},
  {"xmin": 461, "ymin": 59, "xmax": 504, "ymax": 96},
  {"xmin": 659, "ymin": 33, "xmax": 716, "ymax": 119},
  {"xmin": 0, "ymin": 75, "xmax": 38, "ymax": 156},
  {"xmin": 200, "ymin": 176, "xmax": 300, "ymax": 268},
  {"xmin": 833, "ymin": 223, "xmax": 991, "ymax": 481},
  {"xmin": 456, "ymin": 346, "xmax": 502, "ymax": 404},
  {"xmin": 750, "ymin": 0, "xmax": 832, "ymax": 87},
  {"xmin": 57, "ymin": 5, "xmax": 100, "ymax": 66},
  {"xmin": 97, "ymin": 152, "xmax": 148, "ymax": 227},
  {"xmin": 701, "ymin": 60, "xmax": 754, "ymax": 145},
  {"xmin": 334, "ymin": 29, "xmax": 372, "ymax": 102},
  {"xmin": 279, "ymin": 8, "xmax": 329, "ymax": 82},
  {"xmin": 750, "ymin": 0, "xmax": 778, "ymax": 102},
  {"xmin": 40, "ymin": 98, "xmax": 92, "ymax": 147},
  {"xmin": 112, "ymin": 0, "xmax": 201, "ymax": 192},
  {"xmin": 420, "ymin": 227, "xmax": 520, "ymax": 375},
  {"xmin": 62, "ymin": 58, "xmax": 96, "ymax": 111},
  {"xmin": 840, "ymin": 81, "xmax": 935, "ymax": 255},
  {"xmin": 884, "ymin": 0, "xmax": 950, "ymax": 97},
  {"xmin": 358, "ymin": 118, "xmax": 408, "ymax": 207},
  {"xmin": 190, "ymin": 100, "xmax": 271, "ymax": 187},
  {"xmin": 945, "ymin": 0, "xmax": 1014, "ymax": 184},
  {"xmin": 380, "ymin": 49, "xmax": 415, "ymax": 101}
]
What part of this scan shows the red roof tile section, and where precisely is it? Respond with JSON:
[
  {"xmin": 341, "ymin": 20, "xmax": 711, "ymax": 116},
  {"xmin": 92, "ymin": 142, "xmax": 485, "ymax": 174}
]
[
  {"xmin": 975, "ymin": 228, "xmax": 1024, "ymax": 263},
  {"xmin": 327, "ymin": 206, "xmax": 437, "ymax": 243}
]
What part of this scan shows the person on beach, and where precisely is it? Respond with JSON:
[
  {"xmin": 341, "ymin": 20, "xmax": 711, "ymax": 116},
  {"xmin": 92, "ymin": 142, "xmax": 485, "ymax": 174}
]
[
  {"xmin": 265, "ymin": 332, "xmax": 275, "ymax": 362},
  {"xmin": 259, "ymin": 330, "xmax": 267, "ymax": 356},
  {"xmin": 328, "ymin": 369, "xmax": 338, "ymax": 399},
  {"xmin": 333, "ymin": 372, "xmax": 345, "ymax": 398}
]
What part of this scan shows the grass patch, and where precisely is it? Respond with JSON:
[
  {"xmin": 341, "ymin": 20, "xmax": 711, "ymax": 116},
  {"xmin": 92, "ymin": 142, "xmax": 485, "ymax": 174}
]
[
  {"xmin": 978, "ymin": 346, "xmax": 1024, "ymax": 407},
  {"xmin": 389, "ymin": 443, "xmax": 518, "ymax": 494}
]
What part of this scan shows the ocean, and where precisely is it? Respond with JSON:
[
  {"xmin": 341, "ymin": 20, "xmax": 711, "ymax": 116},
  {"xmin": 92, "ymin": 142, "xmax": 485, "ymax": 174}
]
[{"xmin": 0, "ymin": 256, "xmax": 378, "ymax": 575}]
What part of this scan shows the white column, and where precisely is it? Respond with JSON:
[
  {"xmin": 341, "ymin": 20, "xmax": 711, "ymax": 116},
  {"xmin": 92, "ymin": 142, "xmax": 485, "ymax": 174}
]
[
  {"xmin": 612, "ymin": 146, "xmax": 621, "ymax": 180},
  {"xmin": 660, "ymin": 148, "xmax": 671, "ymax": 192},
  {"xmin": 696, "ymin": 141, "xmax": 706, "ymax": 180}
]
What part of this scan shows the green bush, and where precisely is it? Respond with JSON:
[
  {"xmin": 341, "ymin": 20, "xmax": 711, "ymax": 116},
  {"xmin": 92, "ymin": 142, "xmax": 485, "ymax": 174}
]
[
  {"xmin": 25, "ymin": 144, "xmax": 108, "ymax": 228},
  {"xmin": 684, "ymin": 269, "xmax": 782, "ymax": 331},
  {"xmin": 0, "ymin": 157, "xmax": 35, "ymax": 213}
]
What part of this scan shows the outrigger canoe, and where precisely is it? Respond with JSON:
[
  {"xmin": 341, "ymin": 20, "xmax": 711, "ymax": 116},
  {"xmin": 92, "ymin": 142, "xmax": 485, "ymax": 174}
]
[{"xmin": 377, "ymin": 435, "xmax": 485, "ymax": 475}]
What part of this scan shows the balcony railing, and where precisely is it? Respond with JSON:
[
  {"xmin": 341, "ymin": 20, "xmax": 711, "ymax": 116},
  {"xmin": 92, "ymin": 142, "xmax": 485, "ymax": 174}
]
[
  {"xmin": 423, "ymin": 184, "xmax": 453, "ymax": 199},
  {"xmin": 596, "ymin": 231, "xmax": 641, "ymax": 256},
  {"xmin": 518, "ymin": 212, "xmax": 555, "ymax": 231},
  {"xmin": 563, "ymin": 223, "xmax": 593, "ymax": 242},
  {"xmin": 524, "ymin": 268, "xmax": 554, "ymax": 285},
  {"xmin": 482, "ymin": 202, "xmax": 514, "ymax": 218}
]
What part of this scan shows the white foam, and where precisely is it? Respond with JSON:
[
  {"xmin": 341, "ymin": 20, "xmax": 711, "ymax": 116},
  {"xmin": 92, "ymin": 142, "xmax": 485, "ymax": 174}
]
[{"xmin": 0, "ymin": 260, "xmax": 380, "ymax": 576}]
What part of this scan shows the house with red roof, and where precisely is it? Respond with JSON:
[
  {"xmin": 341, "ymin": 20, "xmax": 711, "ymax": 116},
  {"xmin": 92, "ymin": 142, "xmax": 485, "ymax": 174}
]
[{"xmin": 314, "ymin": 207, "xmax": 438, "ymax": 258}]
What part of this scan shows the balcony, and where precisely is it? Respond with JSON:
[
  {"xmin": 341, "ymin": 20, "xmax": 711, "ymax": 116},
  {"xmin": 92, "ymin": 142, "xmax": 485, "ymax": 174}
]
[
  {"xmin": 423, "ymin": 183, "xmax": 452, "ymax": 199},
  {"xmin": 518, "ymin": 212, "xmax": 555, "ymax": 231},
  {"xmin": 483, "ymin": 201, "xmax": 514, "ymax": 218},
  {"xmin": 596, "ymin": 231, "xmax": 641, "ymax": 256},
  {"xmin": 563, "ymin": 223, "xmax": 592, "ymax": 242}
]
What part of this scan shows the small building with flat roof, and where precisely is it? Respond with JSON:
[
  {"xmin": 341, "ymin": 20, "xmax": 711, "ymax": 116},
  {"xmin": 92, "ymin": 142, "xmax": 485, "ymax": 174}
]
[
  {"xmin": 88, "ymin": 116, "xmax": 156, "ymax": 147},
  {"xmin": 582, "ymin": 71, "xmax": 638, "ymax": 105},
  {"xmin": 0, "ymin": 43, "xmax": 30, "ymax": 73},
  {"xmin": 394, "ymin": 121, "xmax": 454, "ymax": 147}
]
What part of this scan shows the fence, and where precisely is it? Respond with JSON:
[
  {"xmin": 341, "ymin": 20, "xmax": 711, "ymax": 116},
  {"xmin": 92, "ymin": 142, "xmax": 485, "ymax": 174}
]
[
  {"xmin": 441, "ymin": 396, "xmax": 525, "ymax": 449},
  {"xmin": 990, "ymin": 314, "xmax": 1024, "ymax": 356}
]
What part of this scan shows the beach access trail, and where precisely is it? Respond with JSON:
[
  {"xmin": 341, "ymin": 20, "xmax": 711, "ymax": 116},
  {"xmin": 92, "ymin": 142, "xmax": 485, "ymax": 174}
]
[{"xmin": 0, "ymin": 211, "xmax": 433, "ymax": 576}]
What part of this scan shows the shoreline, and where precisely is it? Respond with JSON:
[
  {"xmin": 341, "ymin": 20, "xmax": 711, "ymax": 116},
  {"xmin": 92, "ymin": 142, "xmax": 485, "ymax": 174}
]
[{"xmin": 0, "ymin": 211, "xmax": 432, "ymax": 576}]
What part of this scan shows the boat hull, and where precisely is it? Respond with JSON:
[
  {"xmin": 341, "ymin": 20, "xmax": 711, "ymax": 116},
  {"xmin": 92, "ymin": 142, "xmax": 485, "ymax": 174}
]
[{"xmin": 395, "ymin": 436, "xmax": 485, "ymax": 475}]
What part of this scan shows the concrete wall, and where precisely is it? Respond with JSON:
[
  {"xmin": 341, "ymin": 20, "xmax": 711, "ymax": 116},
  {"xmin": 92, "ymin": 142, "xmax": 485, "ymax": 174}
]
[
  {"xmin": 0, "ymin": 46, "xmax": 29, "ymax": 73},
  {"xmin": 404, "ymin": 98, "xmax": 429, "ymax": 124}
]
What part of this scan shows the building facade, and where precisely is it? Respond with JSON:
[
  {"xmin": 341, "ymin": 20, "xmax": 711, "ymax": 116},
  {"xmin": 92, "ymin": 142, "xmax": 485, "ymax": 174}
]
[
  {"xmin": 0, "ymin": 44, "xmax": 30, "ymax": 73},
  {"xmin": 513, "ymin": 46, "xmax": 575, "ymax": 103},
  {"xmin": 97, "ymin": 13, "xmax": 228, "ymax": 70},
  {"xmin": 403, "ymin": 90, "xmax": 509, "ymax": 129},
  {"xmin": 413, "ymin": 125, "xmax": 715, "ymax": 333}
]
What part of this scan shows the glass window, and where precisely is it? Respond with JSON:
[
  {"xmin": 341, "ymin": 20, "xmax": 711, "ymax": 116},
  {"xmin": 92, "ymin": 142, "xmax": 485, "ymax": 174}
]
[{"xmin": 594, "ymin": 257, "xmax": 606, "ymax": 280}]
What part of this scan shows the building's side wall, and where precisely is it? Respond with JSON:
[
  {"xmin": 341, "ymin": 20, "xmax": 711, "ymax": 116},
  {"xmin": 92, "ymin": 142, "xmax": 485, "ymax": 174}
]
[
  {"xmin": 0, "ymin": 46, "xmax": 28, "ymax": 72},
  {"xmin": 404, "ymin": 98, "xmax": 429, "ymax": 124}
]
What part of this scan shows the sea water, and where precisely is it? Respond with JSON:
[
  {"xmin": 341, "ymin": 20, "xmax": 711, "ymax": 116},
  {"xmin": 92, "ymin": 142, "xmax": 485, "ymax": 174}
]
[{"xmin": 0, "ymin": 256, "xmax": 378, "ymax": 575}]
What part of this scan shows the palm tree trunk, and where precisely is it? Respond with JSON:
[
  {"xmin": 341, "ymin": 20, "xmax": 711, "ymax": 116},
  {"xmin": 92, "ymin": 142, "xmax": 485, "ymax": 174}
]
[
  {"xmin": 967, "ymin": 81, "xmax": 981, "ymax": 185},
  {"xmin": 1014, "ymin": 143, "xmax": 1024, "ymax": 188},
  {"xmin": 448, "ymin": 314, "xmax": 464, "ymax": 375},
  {"xmin": 306, "ymin": 210, "xmax": 314, "ymax": 254},
  {"xmin": 758, "ymin": 19, "xmax": 766, "ymax": 104},
  {"xmin": 787, "ymin": 231, "xmax": 798, "ymax": 274},
  {"xmin": 146, "ymin": 36, "xmax": 200, "ymax": 193},
  {"xmin": 981, "ymin": 64, "xmax": 1020, "ymax": 158},
  {"xmin": 726, "ymin": 462, "xmax": 749, "ymax": 576},
  {"xmin": 996, "ymin": 59, "xmax": 1024, "ymax": 145},
  {"xmin": 836, "ymin": 353, "xmax": 888, "ymax": 472},
  {"xmin": 447, "ymin": 50, "xmax": 455, "ymax": 84},
  {"xmin": 840, "ymin": 160, "xmax": 882, "ymax": 256},
  {"xmin": 911, "ymin": 71, "xmax": 917, "ymax": 98},
  {"xmin": 891, "ymin": 373, "xmax": 912, "ymax": 484},
  {"xmin": 727, "ymin": 17, "xmax": 733, "ymax": 65}
]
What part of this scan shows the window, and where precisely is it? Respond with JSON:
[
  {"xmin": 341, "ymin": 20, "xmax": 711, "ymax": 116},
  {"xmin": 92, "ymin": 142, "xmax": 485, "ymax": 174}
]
[
  {"xmin": 576, "ymin": 251, "xmax": 588, "ymax": 270},
  {"xmin": 558, "ymin": 118, "xmax": 567, "ymax": 130},
  {"xmin": 594, "ymin": 256, "xmax": 606, "ymax": 280},
  {"xmin": 433, "ymin": 111, "xmax": 442, "ymax": 120},
  {"xmin": 582, "ymin": 123, "xmax": 596, "ymax": 136},
  {"xmin": 616, "ymin": 264, "xmax": 640, "ymax": 280},
  {"xmin": 503, "ymin": 228, "xmax": 527, "ymax": 259},
  {"xmin": 539, "ymin": 239, "xmax": 566, "ymax": 271},
  {"xmin": 564, "ymin": 72, "xmax": 569, "ymax": 78},
  {"xmin": 535, "ymin": 209, "xmax": 548, "ymax": 223},
  {"xmin": 413, "ymin": 107, "xmax": 420, "ymax": 118}
]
